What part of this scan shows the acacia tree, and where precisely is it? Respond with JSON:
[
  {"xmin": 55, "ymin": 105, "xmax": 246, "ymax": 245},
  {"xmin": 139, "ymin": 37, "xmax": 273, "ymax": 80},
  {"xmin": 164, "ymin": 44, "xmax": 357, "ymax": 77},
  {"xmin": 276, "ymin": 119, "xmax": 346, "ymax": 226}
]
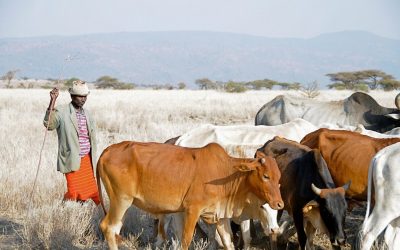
[
  {"xmin": 224, "ymin": 81, "xmax": 247, "ymax": 93},
  {"xmin": 379, "ymin": 78, "xmax": 400, "ymax": 91},
  {"xmin": 326, "ymin": 69, "xmax": 399, "ymax": 91},
  {"xmin": 2, "ymin": 69, "xmax": 19, "ymax": 88},
  {"xmin": 360, "ymin": 70, "xmax": 394, "ymax": 90},
  {"xmin": 95, "ymin": 75, "xmax": 134, "ymax": 89},
  {"xmin": 95, "ymin": 76, "xmax": 119, "ymax": 88},
  {"xmin": 326, "ymin": 71, "xmax": 363, "ymax": 90},
  {"xmin": 245, "ymin": 79, "xmax": 276, "ymax": 90},
  {"xmin": 195, "ymin": 78, "xmax": 217, "ymax": 90}
]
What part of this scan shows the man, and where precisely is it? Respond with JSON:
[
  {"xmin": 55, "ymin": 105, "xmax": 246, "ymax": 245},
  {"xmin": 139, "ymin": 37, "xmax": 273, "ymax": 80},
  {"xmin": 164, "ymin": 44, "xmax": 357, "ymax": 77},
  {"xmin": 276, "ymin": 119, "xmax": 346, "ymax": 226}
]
[{"xmin": 43, "ymin": 80, "xmax": 100, "ymax": 204}]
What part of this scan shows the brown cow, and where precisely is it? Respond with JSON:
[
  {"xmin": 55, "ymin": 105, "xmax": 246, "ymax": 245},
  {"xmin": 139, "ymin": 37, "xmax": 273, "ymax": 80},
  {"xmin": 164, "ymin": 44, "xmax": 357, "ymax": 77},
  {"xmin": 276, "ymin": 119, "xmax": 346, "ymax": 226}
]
[
  {"xmin": 301, "ymin": 128, "xmax": 400, "ymax": 200},
  {"xmin": 96, "ymin": 141, "xmax": 284, "ymax": 250}
]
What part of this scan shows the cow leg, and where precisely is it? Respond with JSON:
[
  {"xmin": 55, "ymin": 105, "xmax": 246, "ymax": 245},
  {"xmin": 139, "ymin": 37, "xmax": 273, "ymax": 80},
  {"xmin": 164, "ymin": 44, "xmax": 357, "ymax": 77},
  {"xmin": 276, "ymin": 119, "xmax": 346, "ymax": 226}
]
[
  {"xmin": 303, "ymin": 220, "xmax": 315, "ymax": 250},
  {"xmin": 384, "ymin": 219, "xmax": 400, "ymax": 250},
  {"xmin": 155, "ymin": 214, "xmax": 171, "ymax": 246},
  {"xmin": 240, "ymin": 220, "xmax": 252, "ymax": 249},
  {"xmin": 361, "ymin": 190, "xmax": 400, "ymax": 250},
  {"xmin": 216, "ymin": 219, "xmax": 235, "ymax": 250},
  {"xmin": 181, "ymin": 209, "xmax": 201, "ymax": 250},
  {"xmin": 215, "ymin": 227, "xmax": 224, "ymax": 248},
  {"xmin": 171, "ymin": 212, "xmax": 184, "ymax": 242},
  {"xmin": 293, "ymin": 210, "xmax": 307, "ymax": 250},
  {"xmin": 100, "ymin": 196, "xmax": 133, "ymax": 250},
  {"xmin": 361, "ymin": 211, "xmax": 394, "ymax": 250}
]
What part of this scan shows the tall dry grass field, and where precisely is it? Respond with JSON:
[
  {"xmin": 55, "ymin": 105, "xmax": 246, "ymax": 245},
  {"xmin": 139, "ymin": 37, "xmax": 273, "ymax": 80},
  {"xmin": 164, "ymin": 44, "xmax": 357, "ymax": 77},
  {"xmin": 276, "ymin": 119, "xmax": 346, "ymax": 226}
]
[{"xmin": 0, "ymin": 89, "xmax": 397, "ymax": 249}]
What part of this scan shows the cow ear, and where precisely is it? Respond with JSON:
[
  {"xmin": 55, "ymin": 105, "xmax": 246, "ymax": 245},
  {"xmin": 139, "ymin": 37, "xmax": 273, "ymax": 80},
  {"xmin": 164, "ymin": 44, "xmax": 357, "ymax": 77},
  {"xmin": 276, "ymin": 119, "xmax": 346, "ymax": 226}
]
[
  {"xmin": 235, "ymin": 163, "xmax": 256, "ymax": 172},
  {"xmin": 271, "ymin": 147, "xmax": 287, "ymax": 156},
  {"xmin": 255, "ymin": 150, "xmax": 267, "ymax": 159},
  {"xmin": 312, "ymin": 149, "xmax": 335, "ymax": 188},
  {"xmin": 303, "ymin": 200, "xmax": 319, "ymax": 213}
]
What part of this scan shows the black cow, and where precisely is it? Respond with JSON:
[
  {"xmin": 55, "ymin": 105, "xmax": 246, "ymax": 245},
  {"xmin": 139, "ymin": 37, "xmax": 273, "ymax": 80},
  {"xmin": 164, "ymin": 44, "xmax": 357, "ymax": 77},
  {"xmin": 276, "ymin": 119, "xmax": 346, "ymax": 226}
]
[
  {"xmin": 255, "ymin": 92, "xmax": 400, "ymax": 133},
  {"xmin": 258, "ymin": 136, "xmax": 350, "ymax": 250}
]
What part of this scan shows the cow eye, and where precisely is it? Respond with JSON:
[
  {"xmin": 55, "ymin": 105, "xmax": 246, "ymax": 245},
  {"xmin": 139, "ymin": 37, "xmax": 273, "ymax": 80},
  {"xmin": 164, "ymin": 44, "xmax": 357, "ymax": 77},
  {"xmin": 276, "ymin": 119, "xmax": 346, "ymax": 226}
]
[{"xmin": 263, "ymin": 174, "xmax": 270, "ymax": 180}]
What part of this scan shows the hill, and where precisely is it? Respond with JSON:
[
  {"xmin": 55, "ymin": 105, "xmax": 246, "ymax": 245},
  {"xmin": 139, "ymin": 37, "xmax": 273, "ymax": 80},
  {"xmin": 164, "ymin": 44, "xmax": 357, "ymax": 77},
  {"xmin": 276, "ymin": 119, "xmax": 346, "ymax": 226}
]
[{"xmin": 1, "ymin": 31, "xmax": 399, "ymax": 88}]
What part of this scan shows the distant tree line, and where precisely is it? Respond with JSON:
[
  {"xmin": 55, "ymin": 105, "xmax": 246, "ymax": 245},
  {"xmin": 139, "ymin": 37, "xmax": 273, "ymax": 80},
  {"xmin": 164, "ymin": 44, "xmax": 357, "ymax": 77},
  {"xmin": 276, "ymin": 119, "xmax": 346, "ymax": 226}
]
[
  {"xmin": 195, "ymin": 78, "xmax": 301, "ymax": 92},
  {"xmin": 2, "ymin": 69, "xmax": 400, "ymax": 92}
]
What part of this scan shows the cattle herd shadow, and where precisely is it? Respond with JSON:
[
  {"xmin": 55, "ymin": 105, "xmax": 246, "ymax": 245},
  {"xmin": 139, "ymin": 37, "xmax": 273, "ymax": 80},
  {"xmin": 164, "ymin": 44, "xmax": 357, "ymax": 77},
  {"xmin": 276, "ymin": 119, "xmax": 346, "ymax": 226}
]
[
  {"xmin": 248, "ymin": 204, "xmax": 371, "ymax": 250},
  {"xmin": 0, "ymin": 203, "xmax": 387, "ymax": 249},
  {"xmin": 113, "ymin": 203, "xmax": 385, "ymax": 250},
  {"xmin": 0, "ymin": 217, "xmax": 23, "ymax": 248}
]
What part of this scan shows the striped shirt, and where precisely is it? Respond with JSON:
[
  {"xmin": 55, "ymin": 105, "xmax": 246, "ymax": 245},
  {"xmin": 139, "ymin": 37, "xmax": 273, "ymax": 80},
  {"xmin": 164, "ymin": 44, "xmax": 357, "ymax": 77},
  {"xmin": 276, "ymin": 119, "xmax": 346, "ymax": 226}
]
[{"xmin": 75, "ymin": 109, "xmax": 91, "ymax": 157}]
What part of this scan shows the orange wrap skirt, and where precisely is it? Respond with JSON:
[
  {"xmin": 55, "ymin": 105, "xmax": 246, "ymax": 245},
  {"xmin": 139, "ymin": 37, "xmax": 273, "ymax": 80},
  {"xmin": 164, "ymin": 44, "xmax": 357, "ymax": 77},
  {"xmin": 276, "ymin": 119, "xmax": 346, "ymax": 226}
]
[{"xmin": 64, "ymin": 154, "xmax": 100, "ymax": 205}]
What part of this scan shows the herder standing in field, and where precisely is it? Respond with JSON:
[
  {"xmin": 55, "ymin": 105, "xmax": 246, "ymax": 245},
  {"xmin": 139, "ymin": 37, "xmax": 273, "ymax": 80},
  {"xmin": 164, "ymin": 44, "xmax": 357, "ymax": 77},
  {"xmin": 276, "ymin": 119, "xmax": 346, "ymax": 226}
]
[{"xmin": 43, "ymin": 80, "xmax": 100, "ymax": 205}]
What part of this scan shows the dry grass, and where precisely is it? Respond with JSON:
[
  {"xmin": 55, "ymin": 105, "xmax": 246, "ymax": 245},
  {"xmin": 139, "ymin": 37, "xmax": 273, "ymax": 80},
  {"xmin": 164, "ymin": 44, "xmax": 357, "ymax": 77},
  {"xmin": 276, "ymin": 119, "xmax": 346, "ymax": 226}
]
[{"xmin": 0, "ymin": 89, "xmax": 397, "ymax": 249}]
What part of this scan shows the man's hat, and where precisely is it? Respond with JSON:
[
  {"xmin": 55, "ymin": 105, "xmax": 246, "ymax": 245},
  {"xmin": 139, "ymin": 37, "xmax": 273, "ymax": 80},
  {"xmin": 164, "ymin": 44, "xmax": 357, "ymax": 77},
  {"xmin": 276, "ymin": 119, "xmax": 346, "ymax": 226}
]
[{"xmin": 68, "ymin": 80, "xmax": 90, "ymax": 96}]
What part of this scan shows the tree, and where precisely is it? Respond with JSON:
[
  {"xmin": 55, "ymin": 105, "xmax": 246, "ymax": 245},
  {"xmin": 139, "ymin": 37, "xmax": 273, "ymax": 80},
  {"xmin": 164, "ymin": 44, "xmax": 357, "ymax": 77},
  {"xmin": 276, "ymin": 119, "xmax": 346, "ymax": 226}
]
[
  {"xmin": 178, "ymin": 82, "xmax": 186, "ymax": 89},
  {"xmin": 64, "ymin": 77, "xmax": 80, "ymax": 88},
  {"xmin": 326, "ymin": 71, "xmax": 362, "ymax": 90},
  {"xmin": 95, "ymin": 75, "xmax": 135, "ymax": 89},
  {"xmin": 288, "ymin": 82, "xmax": 301, "ymax": 90},
  {"xmin": 246, "ymin": 79, "xmax": 276, "ymax": 90},
  {"xmin": 2, "ymin": 69, "xmax": 19, "ymax": 88},
  {"xmin": 328, "ymin": 82, "xmax": 346, "ymax": 90},
  {"xmin": 299, "ymin": 81, "xmax": 320, "ymax": 98},
  {"xmin": 379, "ymin": 78, "xmax": 400, "ymax": 91},
  {"xmin": 224, "ymin": 81, "xmax": 247, "ymax": 93},
  {"xmin": 326, "ymin": 70, "xmax": 397, "ymax": 91},
  {"xmin": 359, "ymin": 70, "xmax": 394, "ymax": 90},
  {"xmin": 195, "ymin": 78, "xmax": 217, "ymax": 90},
  {"xmin": 277, "ymin": 82, "xmax": 291, "ymax": 90},
  {"xmin": 95, "ymin": 76, "xmax": 119, "ymax": 89}
]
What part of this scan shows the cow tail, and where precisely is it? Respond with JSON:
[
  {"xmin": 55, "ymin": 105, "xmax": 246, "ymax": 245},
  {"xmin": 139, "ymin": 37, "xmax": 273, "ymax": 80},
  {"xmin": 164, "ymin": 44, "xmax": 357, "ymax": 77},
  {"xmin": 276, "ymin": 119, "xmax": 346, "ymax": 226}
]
[
  {"xmin": 364, "ymin": 156, "xmax": 376, "ymax": 222},
  {"xmin": 96, "ymin": 159, "xmax": 107, "ymax": 216},
  {"xmin": 356, "ymin": 155, "xmax": 376, "ymax": 249}
]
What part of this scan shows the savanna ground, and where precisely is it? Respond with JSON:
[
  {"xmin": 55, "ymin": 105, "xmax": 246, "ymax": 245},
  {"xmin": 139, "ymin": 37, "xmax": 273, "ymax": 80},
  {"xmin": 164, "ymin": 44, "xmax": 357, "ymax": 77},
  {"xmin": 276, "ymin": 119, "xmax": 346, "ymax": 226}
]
[{"xmin": 0, "ymin": 89, "xmax": 397, "ymax": 249}]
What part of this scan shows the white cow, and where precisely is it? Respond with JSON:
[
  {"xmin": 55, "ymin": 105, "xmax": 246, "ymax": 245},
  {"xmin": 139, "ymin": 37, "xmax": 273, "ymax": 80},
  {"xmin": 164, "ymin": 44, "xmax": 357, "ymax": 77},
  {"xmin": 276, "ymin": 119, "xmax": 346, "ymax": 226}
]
[
  {"xmin": 176, "ymin": 118, "xmax": 318, "ymax": 157},
  {"xmin": 359, "ymin": 142, "xmax": 400, "ymax": 250},
  {"xmin": 255, "ymin": 92, "xmax": 400, "ymax": 133},
  {"xmin": 353, "ymin": 124, "xmax": 400, "ymax": 138},
  {"xmin": 319, "ymin": 123, "xmax": 400, "ymax": 139},
  {"xmin": 158, "ymin": 118, "xmax": 318, "ymax": 249}
]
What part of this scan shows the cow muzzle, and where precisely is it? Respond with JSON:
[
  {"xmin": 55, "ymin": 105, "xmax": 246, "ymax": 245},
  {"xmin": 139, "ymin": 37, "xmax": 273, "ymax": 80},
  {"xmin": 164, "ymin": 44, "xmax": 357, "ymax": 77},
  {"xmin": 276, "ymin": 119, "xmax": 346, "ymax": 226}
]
[{"xmin": 270, "ymin": 200, "xmax": 284, "ymax": 210}]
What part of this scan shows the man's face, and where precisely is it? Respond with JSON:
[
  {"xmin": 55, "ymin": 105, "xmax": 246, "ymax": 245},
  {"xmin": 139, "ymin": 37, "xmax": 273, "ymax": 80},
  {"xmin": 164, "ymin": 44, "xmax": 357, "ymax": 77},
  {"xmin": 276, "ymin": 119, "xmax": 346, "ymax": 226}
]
[{"xmin": 71, "ymin": 95, "xmax": 87, "ymax": 108}]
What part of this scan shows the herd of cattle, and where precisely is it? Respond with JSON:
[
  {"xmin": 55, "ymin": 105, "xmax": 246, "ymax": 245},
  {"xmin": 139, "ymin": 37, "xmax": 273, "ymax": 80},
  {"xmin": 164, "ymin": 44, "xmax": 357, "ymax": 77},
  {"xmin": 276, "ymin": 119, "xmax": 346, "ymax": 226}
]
[{"xmin": 96, "ymin": 92, "xmax": 400, "ymax": 250}]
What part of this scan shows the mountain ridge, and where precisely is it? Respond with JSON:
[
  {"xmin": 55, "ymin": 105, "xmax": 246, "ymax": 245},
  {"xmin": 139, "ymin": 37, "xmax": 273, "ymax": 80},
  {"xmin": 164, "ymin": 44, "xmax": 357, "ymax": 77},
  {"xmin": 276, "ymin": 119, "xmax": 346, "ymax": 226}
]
[{"xmin": 1, "ymin": 30, "xmax": 399, "ymax": 88}]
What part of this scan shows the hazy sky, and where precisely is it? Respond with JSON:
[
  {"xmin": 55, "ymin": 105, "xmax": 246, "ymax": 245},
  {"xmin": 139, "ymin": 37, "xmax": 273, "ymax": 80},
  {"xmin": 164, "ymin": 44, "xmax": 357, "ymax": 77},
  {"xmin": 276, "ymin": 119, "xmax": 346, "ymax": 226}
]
[{"xmin": 0, "ymin": 0, "xmax": 399, "ymax": 39}]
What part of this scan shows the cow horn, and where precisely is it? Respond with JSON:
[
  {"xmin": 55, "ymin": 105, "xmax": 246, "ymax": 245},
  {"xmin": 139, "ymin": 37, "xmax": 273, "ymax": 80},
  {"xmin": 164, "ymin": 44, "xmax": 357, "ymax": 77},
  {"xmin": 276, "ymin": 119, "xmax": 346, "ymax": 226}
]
[
  {"xmin": 342, "ymin": 181, "xmax": 351, "ymax": 191},
  {"xmin": 261, "ymin": 158, "xmax": 266, "ymax": 164},
  {"xmin": 395, "ymin": 93, "xmax": 400, "ymax": 109},
  {"xmin": 311, "ymin": 183, "xmax": 322, "ymax": 196}
]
